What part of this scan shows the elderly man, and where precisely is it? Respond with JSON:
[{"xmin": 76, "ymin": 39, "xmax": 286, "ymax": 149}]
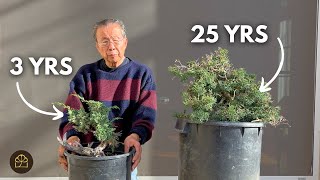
[{"xmin": 58, "ymin": 18, "xmax": 157, "ymax": 179}]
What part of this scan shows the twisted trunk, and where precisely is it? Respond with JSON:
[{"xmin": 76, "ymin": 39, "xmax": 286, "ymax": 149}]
[{"xmin": 57, "ymin": 137, "xmax": 109, "ymax": 157}]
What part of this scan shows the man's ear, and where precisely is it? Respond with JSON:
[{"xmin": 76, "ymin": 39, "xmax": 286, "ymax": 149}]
[
  {"xmin": 124, "ymin": 38, "xmax": 128, "ymax": 48},
  {"xmin": 95, "ymin": 42, "xmax": 99, "ymax": 50}
]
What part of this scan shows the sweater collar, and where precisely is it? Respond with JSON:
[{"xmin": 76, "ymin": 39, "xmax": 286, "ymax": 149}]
[{"xmin": 99, "ymin": 57, "xmax": 129, "ymax": 72}]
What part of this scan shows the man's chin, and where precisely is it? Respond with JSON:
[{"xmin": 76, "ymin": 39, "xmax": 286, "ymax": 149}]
[{"xmin": 108, "ymin": 59, "xmax": 119, "ymax": 64}]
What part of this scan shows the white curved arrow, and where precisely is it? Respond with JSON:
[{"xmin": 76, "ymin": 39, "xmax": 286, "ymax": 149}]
[
  {"xmin": 16, "ymin": 82, "xmax": 63, "ymax": 120},
  {"xmin": 259, "ymin": 37, "xmax": 285, "ymax": 92}
]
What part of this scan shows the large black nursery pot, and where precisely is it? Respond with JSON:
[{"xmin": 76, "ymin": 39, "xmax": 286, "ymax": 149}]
[
  {"xmin": 65, "ymin": 144, "xmax": 135, "ymax": 180},
  {"xmin": 175, "ymin": 119, "xmax": 264, "ymax": 180}
]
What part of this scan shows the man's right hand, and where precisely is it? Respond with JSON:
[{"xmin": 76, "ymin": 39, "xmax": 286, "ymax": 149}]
[{"xmin": 58, "ymin": 136, "xmax": 80, "ymax": 171}]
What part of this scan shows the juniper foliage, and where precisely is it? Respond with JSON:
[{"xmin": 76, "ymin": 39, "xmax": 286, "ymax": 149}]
[
  {"xmin": 55, "ymin": 94, "xmax": 121, "ymax": 150},
  {"xmin": 168, "ymin": 48, "xmax": 283, "ymax": 125}
]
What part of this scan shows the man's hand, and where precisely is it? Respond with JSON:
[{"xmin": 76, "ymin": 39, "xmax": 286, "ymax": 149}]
[
  {"xmin": 58, "ymin": 136, "xmax": 80, "ymax": 171},
  {"xmin": 124, "ymin": 133, "xmax": 141, "ymax": 171}
]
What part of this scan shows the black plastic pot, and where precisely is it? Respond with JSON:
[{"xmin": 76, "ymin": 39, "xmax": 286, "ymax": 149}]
[
  {"xmin": 176, "ymin": 119, "xmax": 264, "ymax": 180},
  {"xmin": 65, "ymin": 144, "xmax": 134, "ymax": 180}
]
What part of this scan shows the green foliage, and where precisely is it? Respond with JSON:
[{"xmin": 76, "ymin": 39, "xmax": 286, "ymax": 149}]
[
  {"xmin": 168, "ymin": 48, "xmax": 283, "ymax": 125},
  {"xmin": 55, "ymin": 94, "xmax": 120, "ymax": 148}
]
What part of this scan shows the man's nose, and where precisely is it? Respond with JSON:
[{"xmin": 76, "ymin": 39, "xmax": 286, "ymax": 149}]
[{"xmin": 108, "ymin": 42, "xmax": 116, "ymax": 50}]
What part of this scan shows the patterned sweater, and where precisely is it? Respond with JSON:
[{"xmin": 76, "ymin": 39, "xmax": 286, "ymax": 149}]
[{"xmin": 59, "ymin": 58, "xmax": 157, "ymax": 144}]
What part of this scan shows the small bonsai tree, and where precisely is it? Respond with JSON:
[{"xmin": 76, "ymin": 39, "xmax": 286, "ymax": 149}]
[
  {"xmin": 56, "ymin": 94, "xmax": 121, "ymax": 157},
  {"xmin": 168, "ymin": 48, "xmax": 285, "ymax": 125}
]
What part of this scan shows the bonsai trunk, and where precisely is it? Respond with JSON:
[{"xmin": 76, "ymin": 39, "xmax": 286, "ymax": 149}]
[{"xmin": 57, "ymin": 137, "xmax": 110, "ymax": 157}]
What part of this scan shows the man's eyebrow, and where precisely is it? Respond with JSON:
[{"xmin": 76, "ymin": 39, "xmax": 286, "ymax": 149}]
[
  {"xmin": 111, "ymin": 36, "xmax": 123, "ymax": 40},
  {"xmin": 97, "ymin": 37, "xmax": 111, "ymax": 42},
  {"xmin": 99, "ymin": 37, "xmax": 121, "ymax": 41}
]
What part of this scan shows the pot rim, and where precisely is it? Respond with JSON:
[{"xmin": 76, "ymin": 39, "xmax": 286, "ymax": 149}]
[
  {"xmin": 64, "ymin": 148, "xmax": 135, "ymax": 161},
  {"xmin": 177, "ymin": 118, "xmax": 265, "ymax": 128}
]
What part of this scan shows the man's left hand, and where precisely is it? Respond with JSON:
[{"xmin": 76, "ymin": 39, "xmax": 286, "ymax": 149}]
[{"xmin": 124, "ymin": 133, "xmax": 141, "ymax": 171}]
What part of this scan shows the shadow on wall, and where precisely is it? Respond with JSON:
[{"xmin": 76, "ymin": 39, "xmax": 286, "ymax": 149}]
[
  {"xmin": 0, "ymin": 103, "xmax": 67, "ymax": 177},
  {"xmin": 134, "ymin": 0, "xmax": 315, "ymax": 176},
  {"xmin": 0, "ymin": 0, "xmax": 316, "ymax": 177}
]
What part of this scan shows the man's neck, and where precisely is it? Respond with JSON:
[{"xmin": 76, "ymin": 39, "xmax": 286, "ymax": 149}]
[{"xmin": 105, "ymin": 57, "xmax": 125, "ymax": 68}]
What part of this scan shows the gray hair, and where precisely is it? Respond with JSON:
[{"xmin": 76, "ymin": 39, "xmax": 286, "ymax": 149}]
[{"xmin": 93, "ymin": 18, "xmax": 127, "ymax": 41}]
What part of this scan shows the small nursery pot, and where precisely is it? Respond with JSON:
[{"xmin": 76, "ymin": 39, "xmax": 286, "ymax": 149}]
[{"xmin": 65, "ymin": 144, "xmax": 135, "ymax": 180}]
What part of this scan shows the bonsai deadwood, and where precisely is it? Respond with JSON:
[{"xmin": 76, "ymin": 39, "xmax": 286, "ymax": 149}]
[
  {"xmin": 169, "ymin": 48, "xmax": 285, "ymax": 125},
  {"xmin": 56, "ymin": 94, "xmax": 121, "ymax": 157}
]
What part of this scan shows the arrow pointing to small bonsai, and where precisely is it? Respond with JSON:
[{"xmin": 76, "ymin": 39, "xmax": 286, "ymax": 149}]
[
  {"xmin": 16, "ymin": 82, "xmax": 63, "ymax": 120},
  {"xmin": 259, "ymin": 37, "xmax": 285, "ymax": 92}
]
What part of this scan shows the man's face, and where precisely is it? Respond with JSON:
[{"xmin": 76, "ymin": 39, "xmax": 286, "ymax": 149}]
[{"xmin": 95, "ymin": 23, "xmax": 128, "ymax": 67}]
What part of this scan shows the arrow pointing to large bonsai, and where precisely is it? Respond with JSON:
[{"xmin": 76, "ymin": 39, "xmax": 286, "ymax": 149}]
[
  {"xmin": 259, "ymin": 37, "xmax": 284, "ymax": 92},
  {"xmin": 16, "ymin": 82, "xmax": 63, "ymax": 120}
]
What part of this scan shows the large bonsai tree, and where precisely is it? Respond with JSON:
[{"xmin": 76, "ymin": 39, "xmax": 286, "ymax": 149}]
[
  {"xmin": 168, "ymin": 48, "xmax": 285, "ymax": 125},
  {"xmin": 56, "ymin": 94, "xmax": 121, "ymax": 157}
]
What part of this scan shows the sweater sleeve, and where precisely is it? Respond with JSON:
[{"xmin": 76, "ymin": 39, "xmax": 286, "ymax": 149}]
[
  {"xmin": 58, "ymin": 68, "xmax": 87, "ymax": 140},
  {"xmin": 129, "ymin": 70, "xmax": 157, "ymax": 144}
]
